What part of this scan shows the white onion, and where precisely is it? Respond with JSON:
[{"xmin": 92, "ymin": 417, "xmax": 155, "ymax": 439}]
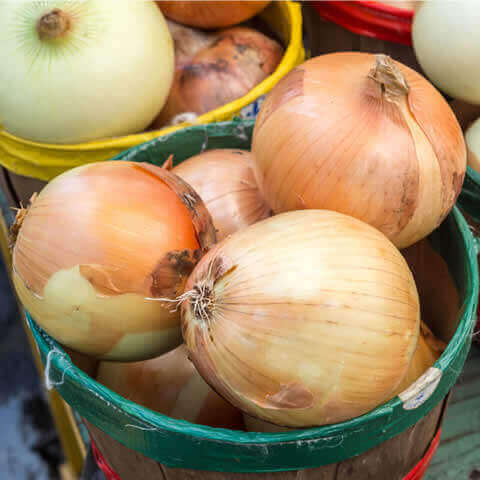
[
  {"xmin": 412, "ymin": 1, "xmax": 480, "ymax": 104},
  {"xmin": 0, "ymin": 0, "xmax": 174, "ymax": 143}
]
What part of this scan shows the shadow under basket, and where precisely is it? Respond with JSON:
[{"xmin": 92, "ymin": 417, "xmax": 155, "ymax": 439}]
[{"xmin": 24, "ymin": 120, "xmax": 478, "ymax": 478}]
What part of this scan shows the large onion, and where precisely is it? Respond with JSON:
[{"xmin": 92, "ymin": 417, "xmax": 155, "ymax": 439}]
[
  {"xmin": 0, "ymin": 1, "xmax": 174, "ymax": 143},
  {"xmin": 97, "ymin": 345, "xmax": 244, "ymax": 429},
  {"xmin": 153, "ymin": 25, "xmax": 283, "ymax": 127},
  {"xmin": 181, "ymin": 210, "xmax": 420, "ymax": 427},
  {"xmin": 156, "ymin": 1, "xmax": 271, "ymax": 29},
  {"xmin": 171, "ymin": 149, "xmax": 271, "ymax": 240},
  {"xmin": 252, "ymin": 52, "xmax": 466, "ymax": 249},
  {"xmin": 465, "ymin": 118, "xmax": 480, "ymax": 173},
  {"xmin": 11, "ymin": 161, "xmax": 216, "ymax": 361},
  {"xmin": 412, "ymin": 1, "xmax": 480, "ymax": 104}
]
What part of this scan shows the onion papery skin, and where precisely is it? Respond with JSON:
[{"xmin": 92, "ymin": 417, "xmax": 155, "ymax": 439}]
[
  {"xmin": 97, "ymin": 345, "xmax": 244, "ymax": 429},
  {"xmin": 0, "ymin": 1, "xmax": 174, "ymax": 144},
  {"xmin": 413, "ymin": 1, "xmax": 480, "ymax": 104},
  {"xmin": 181, "ymin": 210, "xmax": 420, "ymax": 428},
  {"xmin": 153, "ymin": 26, "xmax": 283, "ymax": 127},
  {"xmin": 252, "ymin": 52, "xmax": 466, "ymax": 249},
  {"xmin": 12, "ymin": 161, "xmax": 216, "ymax": 361},
  {"xmin": 172, "ymin": 149, "xmax": 272, "ymax": 240},
  {"xmin": 156, "ymin": 1, "xmax": 271, "ymax": 29}
]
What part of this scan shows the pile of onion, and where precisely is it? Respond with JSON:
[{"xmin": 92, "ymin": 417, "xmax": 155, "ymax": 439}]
[
  {"xmin": 167, "ymin": 149, "xmax": 271, "ymax": 240},
  {"xmin": 181, "ymin": 210, "xmax": 420, "ymax": 427},
  {"xmin": 156, "ymin": 1, "xmax": 271, "ymax": 29},
  {"xmin": 153, "ymin": 22, "xmax": 283, "ymax": 127},
  {"xmin": 252, "ymin": 52, "xmax": 466, "ymax": 248},
  {"xmin": 97, "ymin": 345, "xmax": 244, "ymax": 429},
  {"xmin": 0, "ymin": 1, "xmax": 174, "ymax": 144},
  {"xmin": 11, "ymin": 161, "xmax": 216, "ymax": 361},
  {"xmin": 413, "ymin": 1, "xmax": 480, "ymax": 104}
]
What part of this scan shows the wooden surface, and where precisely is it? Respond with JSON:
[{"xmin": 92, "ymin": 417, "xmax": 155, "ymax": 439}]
[
  {"xmin": 425, "ymin": 345, "xmax": 480, "ymax": 480},
  {"xmin": 85, "ymin": 399, "xmax": 445, "ymax": 480}
]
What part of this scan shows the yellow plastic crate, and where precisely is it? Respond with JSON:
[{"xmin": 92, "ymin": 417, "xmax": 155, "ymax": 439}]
[{"xmin": 0, "ymin": 1, "xmax": 304, "ymax": 181}]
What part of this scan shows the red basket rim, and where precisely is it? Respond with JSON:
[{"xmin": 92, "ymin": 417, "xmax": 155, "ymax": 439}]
[
  {"xmin": 89, "ymin": 427, "xmax": 442, "ymax": 480},
  {"xmin": 312, "ymin": 1, "xmax": 413, "ymax": 46}
]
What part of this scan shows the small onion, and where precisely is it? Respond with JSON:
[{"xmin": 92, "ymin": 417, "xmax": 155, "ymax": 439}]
[
  {"xmin": 465, "ymin": 118, "xmax": 480, "ymax": 173},
  {"xmin": 252, "ymin": 52, "xmax": 466, "ymax": 249},
  {"xmin": 153, "ymin": 25, "xmax": 283, "ymax": 127},
  {"xmin": 412, "ymin": 1, "xmax": 480, "ymax": 104},
  {"xmin": 0, "ymin": 0, "xmax": 174, "ymax": 144},
  {"xmin": 181, "ymin": 210, "xmax": 420, "ymax": 427},
  {"xmin": 11, "ymin": 161, "xmax": 216, "ymax": 361},
  {"xmin": 156, "ymin": 1, "xmax": 271, "ymax": 29},
  {"xmin": 97, "ymin": 345, "xmax": 244, "ymax": 429},
  {"xmin": 170, "ymin": 149, "xmax": 271, "ymax": 240}
]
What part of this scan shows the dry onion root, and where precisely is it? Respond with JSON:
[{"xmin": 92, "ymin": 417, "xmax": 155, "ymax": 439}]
[
  {"xmin": 156, "ymin": 1, "xmax": 271, "ymax": 29},
  {"xmin": 11, "ymin": 161, "xmax": 216, "ymax": 361},
  {"xmin": 252, "ymin": 52, "xmax": 466, "ymax": 249},
  {"xmin": 181, "ymin": 210, "xmax": 420, "ymax": 428},
  {"xmin": 97, "ymin": 345, "xmax": 244, "ymax": 429},
  {"xmin": 153, "ymin": 24, "xmax": 283, "ymax": 128},
  {"xmin": 168, "ymin": 149, "xmax": 272, "ymax": 240}
]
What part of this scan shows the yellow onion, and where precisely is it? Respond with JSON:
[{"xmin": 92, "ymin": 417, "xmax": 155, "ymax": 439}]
[
  {"xmin": 11, "ymin": 161, "xmax": 216, "ymax": 361},
  {"xmin": 252, "ymin": 52, "xmax": 466, "ymax": 249},
  {"xmin": 169, "ymin": 149, "xmax": 271, "ymax": 240},
  {"xmin": 97, "ymin": 345, "xmax": 244, "ymax": 429},
  {"xmin": 153, "ymin": 25, "xmax": 283, "ymax": 127},
  {"xmin": 244, "ymin": 320, "xmax": 444, "ymax": 433},
  {"xmin": 156, "ymin": 1, "xmax": 271, "ymax": 29},
  {"xmin": 181, "ymin": 210, "xmax": 420, "ymax": 427}
]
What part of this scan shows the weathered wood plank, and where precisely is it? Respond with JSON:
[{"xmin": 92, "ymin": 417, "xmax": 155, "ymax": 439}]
[{"xmin": 425, "ymin": 347, "xmax": 480, "ymax": 480}]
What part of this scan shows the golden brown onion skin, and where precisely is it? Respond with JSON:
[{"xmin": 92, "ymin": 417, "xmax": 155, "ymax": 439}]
[
  {"xmin": 172, "ymin": 149, "xmax": 271, "ymax": 240},
  {"xmin": 182, "ymin": 210, "xmax": 420, "ymax": 428},
  {"xmin": 12, "ymin": 161, "xmax": 216, "ymax": 361},
  {"xmin": 153, "ymin": 26, "xmax": 283, "ymax": 127},
  {"xmin": 156, "ymin": 1, "xmax": 271, "ymax": 29},
  {"xmin": 97, "ymin": 345, "xmax": 244, "ymax": 429},
  {"xmin": 252, "ymin": 52, "xmax": 466, "ymax": 248}
]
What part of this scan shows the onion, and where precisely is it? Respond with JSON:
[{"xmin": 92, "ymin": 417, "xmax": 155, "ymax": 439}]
[
  {"xmin": 465, "ymin": 118, "xmax": 480, "ymax": 173},
  {"xmin": 244, "ymin": 320, "xmax": 444, "ymax": 433},
  {"xmin": 156, "ymin": 1, "xmax": 271, "ymax": 29},
  {"xmin": 0, "ymin": 1, "xmax": 174, "ymax": 143},
  {"xmin": 181, "ymin": 210, "xmax": 420, "ymax": 427},
  {"xmin": 153, "ymin": 25, "xmax": 283, "ymax": 127},
  {"xmin": 97, "ymin": 345, "xmax": 244, "ymax": 429},
  {"xmin": 169, "ymin": 149, "xmax": 271, "ymax": 240},
  {"xmin": 252, "ymin": 52, "xmax": 466, "ymax": 249},
  {"xmin": 412, "ymin": 1, "xmax": 480, "ymax": 104},
  {"xmin": 11, "ymin": 161, "xmax": 216, "ymax": 361}
]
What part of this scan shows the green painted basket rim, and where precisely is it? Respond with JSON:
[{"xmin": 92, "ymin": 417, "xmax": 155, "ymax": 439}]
[{"xmin": 23, "ymin": 120, "xmax": 479, "ymax": 472}]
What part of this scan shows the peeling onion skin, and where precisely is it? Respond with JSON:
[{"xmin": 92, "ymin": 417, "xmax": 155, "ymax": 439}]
[
  {"xmin": 11, "ymin": 161, "xmax": 216, "ymax": 361},
  {"xmin": 181, "ymin": 210, "xmax": 420, "ymax": 428},
  {"xmin": 171, "ymin": 149, "xmax": 272, "ymax": 240},
  {"xmin": 156, "ymin": 1, "xmax": 271, "ymax": 29},
  {"xmin": 252, "ymin": 52, "xmax": 466, "ymax": 249},
  {"xmin": 153, "ymin": 26, "xmax": 283, "ymax": 128},
  {"xmin": 97, "ymin": 345, "xmax": 244, "ymax": 429}
]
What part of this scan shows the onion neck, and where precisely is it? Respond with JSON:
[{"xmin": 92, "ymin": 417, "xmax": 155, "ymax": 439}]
[
  {"xmin": 9, "ymin": 193, "xmax": 37, "ymax": 249},
  {"xmin": 37, "ymin": 9, "xmax": 71, "ymax": 41},
  {"xmin": 368, "ymin": 54, "xmax": 410, "ymax": 103}
]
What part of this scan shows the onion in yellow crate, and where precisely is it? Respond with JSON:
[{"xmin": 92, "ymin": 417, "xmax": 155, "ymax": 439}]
[
  {"xmin": 97, "ymin": 345, "xmax": 244, "ymax": 429},
  {"xmin": 156, "ymin": 1, "xmax": 271, "ymax": 30},
  {"xmin": 181, "ymin": 210, "xmax": 420, "ymax": 427},
  {"xmin": 170, "ymin": 149, "xmax": 271, "ymax": 240},
  {"xmin": 252, "ymin": 52, "xmax": 466, "ymax": 248},
  {"xmin": 0, "ymin": 0, "xmax": 174, "ymax": 144},
  {"xmin": 11, "ymin": 161, "xmax": 216, "ymax": 361}
]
